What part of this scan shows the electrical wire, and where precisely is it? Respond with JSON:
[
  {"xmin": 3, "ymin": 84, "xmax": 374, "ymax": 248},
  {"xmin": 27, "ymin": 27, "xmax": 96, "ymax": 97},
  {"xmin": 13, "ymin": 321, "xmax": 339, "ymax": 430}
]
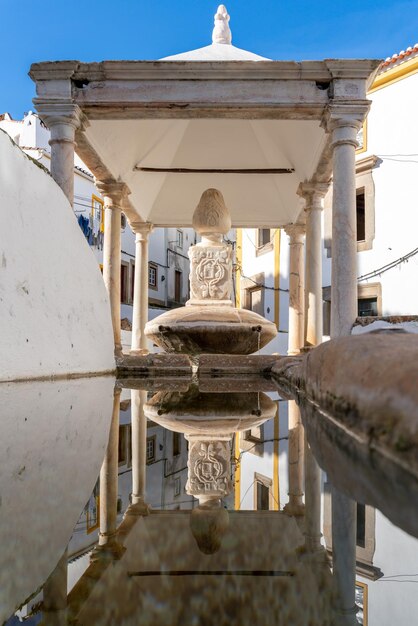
[{"xmin": 358, "ymin": 246, "xmax": 418, "ymax": 282}]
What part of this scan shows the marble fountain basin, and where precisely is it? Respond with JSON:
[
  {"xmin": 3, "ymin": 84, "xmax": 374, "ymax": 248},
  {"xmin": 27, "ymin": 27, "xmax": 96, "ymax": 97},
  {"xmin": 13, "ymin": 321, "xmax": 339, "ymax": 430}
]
[{"xmin": 144, "ymin": 305, "xmax": 277, "ymax": 355}]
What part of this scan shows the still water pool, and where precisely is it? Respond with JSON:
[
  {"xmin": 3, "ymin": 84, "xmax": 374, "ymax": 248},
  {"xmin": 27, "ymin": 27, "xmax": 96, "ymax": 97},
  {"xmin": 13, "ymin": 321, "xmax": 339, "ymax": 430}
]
[{"xmin": 1, "ymin": 375, "xmax": 417, "ymax": 625}]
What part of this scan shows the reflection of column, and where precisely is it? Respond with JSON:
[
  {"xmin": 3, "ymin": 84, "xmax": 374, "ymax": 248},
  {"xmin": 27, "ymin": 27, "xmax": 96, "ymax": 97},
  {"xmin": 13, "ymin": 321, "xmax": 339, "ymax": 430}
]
[
  {"xmin": 332, "ymin": 489, "xmax": 358, "ymax": 625},
  {"xmin": 304, "ymin": 435, "xmax": 322, "ymax": 553},
  {"xmin": 284, "ymin": 223, "xmax": 305, "ymax": 355},
  {"xmin": 97, "ymin": 182, "xmax": 128, "ymax": 356},
  {"xmin": 283, "ymin": 401, "xmax": 304, "ymax": 516},
  {"xmin": 129, "ymin": 389, "xmax": 149, "ymax": 512},
  {"xmin": 131, "ymin": 223, "xmax": 153, "ymax": 354},
  {"xmin": 43, "ymin": 549, "xmax": 68, "ymax": 626},
  {"xmin": 328, "ymin": 108, "xmax": 366, "ymax": 625},
  {"xmin": 298, "ymin": 183, "xmax": 328, "ymax": 347},
  {"xmin": 96, "ymin": 388, "xmax": 123, "ymax": 557}
]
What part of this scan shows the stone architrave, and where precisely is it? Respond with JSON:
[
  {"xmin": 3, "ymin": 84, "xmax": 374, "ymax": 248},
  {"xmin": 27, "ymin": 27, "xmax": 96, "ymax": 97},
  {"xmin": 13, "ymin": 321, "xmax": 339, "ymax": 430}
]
[{"xmin": 186, "ymin": 437, "xmax": 232, "ymax": 502}]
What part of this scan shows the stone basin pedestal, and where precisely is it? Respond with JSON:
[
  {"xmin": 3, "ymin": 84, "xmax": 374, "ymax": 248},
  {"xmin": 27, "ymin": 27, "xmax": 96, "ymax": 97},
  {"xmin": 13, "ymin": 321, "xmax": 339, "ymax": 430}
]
[{"xmin": 145, "ymin": 189, "xmax": 277, "ymax": 355}]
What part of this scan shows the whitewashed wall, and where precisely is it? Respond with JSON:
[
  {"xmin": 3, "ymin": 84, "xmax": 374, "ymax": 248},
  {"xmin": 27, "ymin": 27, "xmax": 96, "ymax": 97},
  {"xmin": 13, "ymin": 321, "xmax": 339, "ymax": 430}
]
[
  {"xmin": 323, "ymin": 72, "xmax": 418, "ymax": 317},
  {"xmin": 0, "ymin": 376, "xmax": 114, "ymax": 623},
  {"xmin": 0, "ymin": 131, "xmax": 115, "ymax": 380}
]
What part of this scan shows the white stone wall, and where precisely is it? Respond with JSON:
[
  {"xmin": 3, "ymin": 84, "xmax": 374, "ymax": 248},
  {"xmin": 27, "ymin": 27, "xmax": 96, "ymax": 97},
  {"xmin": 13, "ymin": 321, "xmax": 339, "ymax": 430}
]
[
  {"xmin": 323, "ymin": 71, "xmax": 418, "ymax": 318},
  {"xmin": 0, "ymin": 131, "xmax": 115, "ymax": 380}
]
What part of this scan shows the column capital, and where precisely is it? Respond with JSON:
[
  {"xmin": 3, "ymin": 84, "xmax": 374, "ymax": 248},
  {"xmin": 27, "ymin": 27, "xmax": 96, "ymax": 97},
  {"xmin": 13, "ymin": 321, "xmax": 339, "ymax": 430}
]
[
  {"xmin": 297, "ymin": 182, "xmax": 329, "ymax": 211},
  {"xmin": 284, "ymin": 222, "xmax": 306, "ymax": 242},
  {"xmin": 326, "ymin": 103, "xmax": 370, "ymax": 149},
  {"xmin": 34, "ymin": 101, "xmax": 88, "ymax": 132},
  {"xmin": 96, "ymin": 180, "xmax": 130, "ymax": 208},
  {"xmin": 131, "ymin": 221, "xmax": 154, "ymax": 241}
]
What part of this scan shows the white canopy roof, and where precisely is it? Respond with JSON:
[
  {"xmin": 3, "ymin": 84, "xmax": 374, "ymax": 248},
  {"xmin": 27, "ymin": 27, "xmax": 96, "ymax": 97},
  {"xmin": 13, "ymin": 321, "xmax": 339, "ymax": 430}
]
[{"xmin": 30, "ymin": 5, "xmax": 379, "ymax": 229}]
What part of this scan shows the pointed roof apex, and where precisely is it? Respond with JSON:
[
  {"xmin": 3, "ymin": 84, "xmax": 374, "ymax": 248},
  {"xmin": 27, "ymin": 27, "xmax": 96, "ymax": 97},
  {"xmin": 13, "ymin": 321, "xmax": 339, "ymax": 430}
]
[{"xmin": 212, "ymin": 5, "xmax": 232, "ymax": 45}]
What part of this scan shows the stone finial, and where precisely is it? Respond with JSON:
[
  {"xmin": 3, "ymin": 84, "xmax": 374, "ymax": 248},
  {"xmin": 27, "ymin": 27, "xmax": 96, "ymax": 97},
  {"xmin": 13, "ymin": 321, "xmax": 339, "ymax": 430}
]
[
  {"xmin": 192, "ymin": 188, "xmax": 231, "ymax": 240},
  {"xmin": 212, "ymin": 5, "xmax": 232, "ymax": 45}
]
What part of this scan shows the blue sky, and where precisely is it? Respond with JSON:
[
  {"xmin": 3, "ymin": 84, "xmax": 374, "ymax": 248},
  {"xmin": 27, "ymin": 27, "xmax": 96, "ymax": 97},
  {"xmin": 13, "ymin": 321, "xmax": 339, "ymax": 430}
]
[{"xmin": 1, "ymin": 0, "xmax": 417, "ymax": 118}]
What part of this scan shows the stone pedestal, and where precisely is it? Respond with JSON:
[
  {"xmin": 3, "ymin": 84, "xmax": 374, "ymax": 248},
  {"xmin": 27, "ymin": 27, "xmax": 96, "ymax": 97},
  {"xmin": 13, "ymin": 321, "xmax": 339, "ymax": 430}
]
[{"xmin": 145, "ymin": 188, "xmax": 277, "ymax": 354}]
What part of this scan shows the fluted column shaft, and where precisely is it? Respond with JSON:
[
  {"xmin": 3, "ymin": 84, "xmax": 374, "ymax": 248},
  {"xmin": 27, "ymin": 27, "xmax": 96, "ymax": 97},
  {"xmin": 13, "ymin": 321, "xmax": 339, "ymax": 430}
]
[
  {"xmin": 131, "ymin": 223, "xmax": 153, "ymax": 354},
  {"xmin": 298, "ymin": 184, "xmax": 328, "ymax": 347},
  {"xmin": 285, "ymin": 223, "xmax": 305, "ymax": 356},
  {"xmin": 98, "ymin": 182, "xmax": 128, "ymax": 356},
  {"xmin": 330, "ymin": 119, "xmax": 361, "ymax": 338}
]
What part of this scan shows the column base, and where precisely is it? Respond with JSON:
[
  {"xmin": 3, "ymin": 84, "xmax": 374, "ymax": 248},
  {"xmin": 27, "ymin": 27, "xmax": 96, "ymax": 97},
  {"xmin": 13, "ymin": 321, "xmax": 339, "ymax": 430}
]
[
  {"xmin": 91, "ymin": 539, "xmax": 125, "ymax": 562},
  {"xmin": 283, "ymin": 501, "xmax": 305, "ymax": 517},
  {"xmin": 124, "ymin": 498, "xmax": 151, "ymax": 517},
  {"xmin": 130, "ymin": 348, "xmax": 149, "ymax": 356}
]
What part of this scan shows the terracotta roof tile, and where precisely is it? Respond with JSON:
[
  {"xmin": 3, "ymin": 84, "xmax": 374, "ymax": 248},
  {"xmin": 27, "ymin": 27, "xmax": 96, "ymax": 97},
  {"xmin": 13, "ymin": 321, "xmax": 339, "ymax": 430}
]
[{"xmin": 380, "ymin": 43, "xmax": 418, "ymax": 71}]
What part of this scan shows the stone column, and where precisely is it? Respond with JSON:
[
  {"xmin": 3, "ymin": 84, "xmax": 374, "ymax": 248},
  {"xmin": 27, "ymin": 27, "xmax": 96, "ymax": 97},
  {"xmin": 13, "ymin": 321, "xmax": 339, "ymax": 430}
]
[
  {"xmin": 328, "ymin": 109, "xmax": 365, "ymax": 626},
  {"xmin": 283, "ymin": 400, "xmax": 305, "ymax": 516},
  {"xmin": 284, "ymin": 223, "xmax": 305, "ymax": 356},
  {"xmin": 43, "ymin": 549, "xmax": 68, "ymax": 626},
  {"xmin": 129, "ymin": 389, "xmax": 149, "ymax": 512},
  {"xmin": 283, "ymin": 224, "xmax": 305, "ymax": 516},
  {"xmin": 97, "ymin": 182, "xmax": 128, "ymax": 356},
  {"xmin": 131, "ymin": 223, "xmax": 153, "ymax": 354},
  {"xmin": 304, "ymin": 435, "xmax": 322, "ymax": 553},
  {"xmin": 95, "ymin": 388, "xmax": 123, "ymax": 558},
  {"xmin": 298, "ymin": 184, "xmax": 328, "ymax": 347},
  {"xmin": 332, "ymin": 488, "xmax": 358, "ymax": 625},
  {"xmin": 38, "ymin": 104, "xmax": 85, "ymax": 205},
  {"xmin": 329, "ymin": 114, "xmax": 363, "ymax": 338}
]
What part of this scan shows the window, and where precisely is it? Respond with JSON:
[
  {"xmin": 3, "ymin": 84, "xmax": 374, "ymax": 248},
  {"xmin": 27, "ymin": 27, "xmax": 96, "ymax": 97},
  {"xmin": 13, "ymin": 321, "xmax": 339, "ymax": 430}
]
[
  {"xmin": 174, "ymin": 477, "xmax": 181, "ymax": 497},
  {"xmin": 146, "ymin": 436, "xmax": 156, "ymax": 464},
  {"xmin": 322, "ymin": 283, "xmax": 382, "ymax": 335},
  {"xmin": 254, "ymin": 473, "xmax": 273, "ymax": 510},
  {"xmin": 355, "ymin": 582, "xmax": 368, "ymax": 625},
  {"xmin": 118, "ymin": 424, "xmax": 131, "ymax": 467},
  {"xmin": 323, "ymin": 482, "xmax": 382, "ymax": 580},
  {"xmin": 258, "ymin": 229, "xmax": 271, "ymax": 247},
  {"xmin": 148, "ymin": 263, "xmax": 158, "ymax": 290},
  {"xmin": 91, "ymin": 194, "xmax": 104, "ymax": 233},
  {"xmin": 173, "ymin": 432, "xmax": 181, "ymax": 457},
  {"xmin": 121, "ymin": 264, "xmax": 129, "ymax": 304},
  {"xmin": 324, "ymin": 155, "xmax": 377, "ymax": 256},
  {"xmin": 85, "ymin": 478, "xmax": 100, "ymax": 534},
  {"xmin": 176, "ymin": 229, "xmax": 183, "ymax": 249},
  {"xmin": 357, "ymin": 503, "xmax": 366, "ymax": 548},
  {"xmin": 249, "ymin": 287, "xmax": 263, "ymax": 316},
  {"xmin": 256, "ymin": 229, "xmax": 274, "ymax": 255},
  {"xmin": 242, "ymin": 273, "xmax": 265, "ymax": 316},
  {"xmin": 356, "ymin": 188, "xmax": 366, "ymax": 242},
  {"xmin": 245, "ymin": 425, "xmax": 264, "ymax": 444},
  {"xmin": 130, "ymin": 262, "xmax": 135, "ymax": 303},
  {"xmin": 358, "ymin": 297, "xmax": 378, "ymax": 317},
  {"xmin": 174, "ymin": 270, "xmax": 182, "ymax": 302}
]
